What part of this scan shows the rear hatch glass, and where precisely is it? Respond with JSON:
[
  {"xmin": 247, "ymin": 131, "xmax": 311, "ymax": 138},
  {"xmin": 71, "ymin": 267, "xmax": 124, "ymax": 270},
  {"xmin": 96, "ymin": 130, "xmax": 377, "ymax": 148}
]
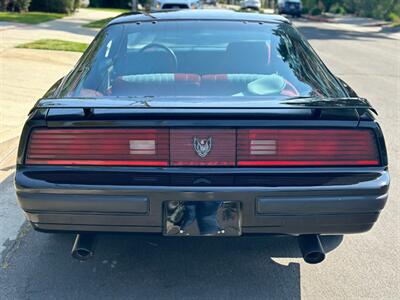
[{"xmin": 58, "ymin": 21, "xmax": 347, "ymax": 101}]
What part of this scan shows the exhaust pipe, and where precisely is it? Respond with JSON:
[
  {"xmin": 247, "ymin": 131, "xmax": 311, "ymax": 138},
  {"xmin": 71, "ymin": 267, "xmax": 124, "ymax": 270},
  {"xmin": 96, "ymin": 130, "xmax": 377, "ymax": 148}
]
[
  {"xmin": 298, "ymin": 234, "xmax": 326, "ymax": 264},
  {"xmin": 71, "ymin": 234, "xmax": 96, "ymax": 261}
]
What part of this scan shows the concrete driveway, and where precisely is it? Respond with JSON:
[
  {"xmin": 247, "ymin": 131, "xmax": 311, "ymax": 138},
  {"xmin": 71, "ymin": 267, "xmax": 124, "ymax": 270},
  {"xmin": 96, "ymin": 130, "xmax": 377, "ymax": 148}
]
[
  {"xmin": 0, "ymin": 13, "xmax": 399, "ymax": 300},
  {"xmin": 0, "ymin": 8, "xmax": 121, "ymax": 171}
]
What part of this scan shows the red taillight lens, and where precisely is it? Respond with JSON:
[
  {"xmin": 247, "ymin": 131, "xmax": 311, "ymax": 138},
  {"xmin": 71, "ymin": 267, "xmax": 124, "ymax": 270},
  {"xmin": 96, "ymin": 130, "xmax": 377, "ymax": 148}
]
[
  {"xmin": 237, "ymin": 129, "xmax": 380, "ymax": 167},
  {"xmin": 26, "ymin": 128, "xmax": 380, "ymax": 167},
  {"xmin": 26, "ymin": 129, "xmax": 169, "ymax": 166}
]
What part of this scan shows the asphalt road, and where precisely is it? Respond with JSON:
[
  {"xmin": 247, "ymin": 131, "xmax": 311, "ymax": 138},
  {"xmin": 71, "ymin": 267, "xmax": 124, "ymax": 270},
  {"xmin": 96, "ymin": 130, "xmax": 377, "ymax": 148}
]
[{"xmin": 0, "ymin": 19, "xmax": 399, "ymax": 300}]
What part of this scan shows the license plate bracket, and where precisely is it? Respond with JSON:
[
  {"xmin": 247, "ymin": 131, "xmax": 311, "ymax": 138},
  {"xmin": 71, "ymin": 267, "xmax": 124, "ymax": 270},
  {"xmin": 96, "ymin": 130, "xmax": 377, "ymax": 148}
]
[{"xmin": 164, "ymin": 201, "xmax": 241, "ymax": 236}]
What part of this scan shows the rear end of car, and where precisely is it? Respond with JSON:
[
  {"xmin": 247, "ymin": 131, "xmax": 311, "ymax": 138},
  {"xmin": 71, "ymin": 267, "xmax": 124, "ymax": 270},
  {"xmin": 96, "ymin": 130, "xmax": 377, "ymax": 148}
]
[
  {"xmin": 153, "ymin": 0, "xmax": 200, "ymax": 10},
  {"xmin": 241, "ymin": 0, "xmax": 261, "ymax": 10},
  {"xmin": 205, "ymin": 0, "xmax": 217, "ymax": 6},
  {"xmin": 16, "ymin": 103, "xmax": 389, "ymax": 236},
  {"xmin": 14, "ymin": 12, "xmax": 390, "ymax": 262},
  {"xmin": 278, "ymin": 0, "xmax": 302, "ymax": 17}
]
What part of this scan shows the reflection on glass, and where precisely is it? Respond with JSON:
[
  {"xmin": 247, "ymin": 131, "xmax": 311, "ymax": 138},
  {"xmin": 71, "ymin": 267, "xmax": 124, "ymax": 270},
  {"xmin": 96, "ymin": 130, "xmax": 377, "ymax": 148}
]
[
  {"xmin": 58, "ymin": 21, "xmax": 347, "ymax": 100},
  {"xmin": 165, "ymin": 201, "xmax": 241, "ymax": 236}
]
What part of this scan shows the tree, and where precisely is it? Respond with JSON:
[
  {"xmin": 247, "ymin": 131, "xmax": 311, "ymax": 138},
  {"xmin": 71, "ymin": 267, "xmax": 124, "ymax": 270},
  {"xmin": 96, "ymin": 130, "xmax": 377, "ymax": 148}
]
[
  {"xmin": 0, "ymin": 0, "xmax": 10, "ymax": 11},
  {"xmin": 0, "ymin": 0, "xmax": 31, "ymax": 12},
  {"xmin": 383, "ymin": 0, "xmax": 400, "ymax": 19},
  {"xmin": 30, "ymin": 0, "xmax": 78, "ymax": 13},
  {"xmin": 320, "ymin": 0, "xmax": 338, "ymax": 11},
  {"xmin": 301, "ymin": 0, "xmax": 400, "ymax": 20}
]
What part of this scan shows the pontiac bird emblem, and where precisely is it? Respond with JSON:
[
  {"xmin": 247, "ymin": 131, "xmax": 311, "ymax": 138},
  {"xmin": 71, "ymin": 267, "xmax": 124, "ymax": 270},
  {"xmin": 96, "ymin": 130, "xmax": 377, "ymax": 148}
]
[{"xmin": 193, "ymin": 137, "xmax": 212, "ymax": 158}]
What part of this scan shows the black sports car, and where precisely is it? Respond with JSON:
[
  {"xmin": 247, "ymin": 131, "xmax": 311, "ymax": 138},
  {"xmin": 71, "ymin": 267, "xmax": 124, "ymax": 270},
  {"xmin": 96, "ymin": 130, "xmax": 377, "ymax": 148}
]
[{"xmin": 15, "ymin": 10, "xmax": 390, "ymax": 264}]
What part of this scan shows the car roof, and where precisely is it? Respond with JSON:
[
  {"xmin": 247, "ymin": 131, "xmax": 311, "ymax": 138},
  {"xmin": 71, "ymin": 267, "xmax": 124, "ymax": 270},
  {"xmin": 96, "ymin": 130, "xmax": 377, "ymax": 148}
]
[{"xmin": 108, "ymin": 9, "xmax": 290, "ymax": 26}]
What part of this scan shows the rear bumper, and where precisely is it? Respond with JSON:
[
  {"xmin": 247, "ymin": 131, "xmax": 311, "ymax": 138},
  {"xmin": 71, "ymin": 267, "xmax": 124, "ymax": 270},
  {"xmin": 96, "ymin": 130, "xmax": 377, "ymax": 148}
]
[
  {"xmin": 280, "ymin": 7, "xmax": 301, "ymax": 15},
  {"xmin": 15, "ymin": 168, "xmax": 390, "ymax": 235},
  {"xmin": 242, "ymin": 5, "xmax": 261, "ymax": 10}
]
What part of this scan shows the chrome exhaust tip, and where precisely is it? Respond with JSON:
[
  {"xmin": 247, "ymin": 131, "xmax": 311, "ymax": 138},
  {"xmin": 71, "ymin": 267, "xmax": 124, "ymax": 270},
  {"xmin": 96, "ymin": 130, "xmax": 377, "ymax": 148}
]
[{"xmin": 71, "ymin": 234, "xmax": 96, "ymax": 261}]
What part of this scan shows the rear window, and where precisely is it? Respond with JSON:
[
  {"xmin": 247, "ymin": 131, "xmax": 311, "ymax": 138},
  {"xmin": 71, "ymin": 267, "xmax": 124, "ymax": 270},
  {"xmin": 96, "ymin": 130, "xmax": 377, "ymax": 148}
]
[{"xmin": 58, "ymin": 21, "xmax": 347, "ymax": 99}]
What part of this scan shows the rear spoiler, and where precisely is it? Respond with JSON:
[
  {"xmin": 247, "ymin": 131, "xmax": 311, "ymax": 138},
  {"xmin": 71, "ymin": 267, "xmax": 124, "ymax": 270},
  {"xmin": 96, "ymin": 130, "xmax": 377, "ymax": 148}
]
[{"xmin": 34, "ymin": 97, "xmax": 376, "ymax": 115}]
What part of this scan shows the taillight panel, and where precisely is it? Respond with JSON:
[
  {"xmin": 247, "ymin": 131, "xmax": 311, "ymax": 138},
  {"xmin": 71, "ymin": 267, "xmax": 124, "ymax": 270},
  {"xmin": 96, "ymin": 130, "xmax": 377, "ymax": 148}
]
[
  {"xmin": 25, "ymin": 128, "xmax": 380, "ymax": 167},
  {"xmin": 26, "ymin": 129, "xmax": 169, "ymax": 166},
  {"xmin": 237, "ymin": 129, "xmax": 380, "ymax": 167},
  {"xmin": 170, "ymin": 129, "xmax": 236, "ymax": 166}
]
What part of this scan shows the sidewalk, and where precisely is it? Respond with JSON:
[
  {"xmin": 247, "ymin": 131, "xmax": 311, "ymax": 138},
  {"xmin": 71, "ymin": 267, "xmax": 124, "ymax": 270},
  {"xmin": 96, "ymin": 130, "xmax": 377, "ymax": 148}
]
[
  {"xmin": 0, "ymin": 8, "xmax": 121, "ymax": 50},
  {"xmin": 0, "ymin": 9, "xmax": 121, "ymax": 169},
  {"xmin": 303, "ymin": 14, "xmax": 400, "ymax": 40},
  {"xmin": 219, "ymin": 4, "xmax": 274, "ymax": 14}
]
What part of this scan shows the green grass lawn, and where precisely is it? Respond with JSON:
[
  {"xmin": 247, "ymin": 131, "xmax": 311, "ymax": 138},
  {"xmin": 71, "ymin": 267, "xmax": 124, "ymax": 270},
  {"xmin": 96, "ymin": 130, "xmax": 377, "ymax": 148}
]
[
  {"xmin": 16, "ymin": 39, "xmax": 88, "ymax": 52},
  {"xmin": 0, "ymin": 12, "xmax": 66, "ymax": 24},
  {"xmin": 83, "ymin": 17, "xmax": 114, "ymax": 28},
  {"xmin": 389, "ymin": 21, "xmax": 400, "ymax": 28}
]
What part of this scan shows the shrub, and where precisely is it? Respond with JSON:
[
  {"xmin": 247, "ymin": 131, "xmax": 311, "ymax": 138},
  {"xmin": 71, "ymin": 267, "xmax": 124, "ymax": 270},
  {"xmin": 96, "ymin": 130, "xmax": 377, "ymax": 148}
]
[
  {"xmin": 88, "ymin": 0, "xmax": 149, "ymax": 9},
  {"xmin": 310, "ymin": 7, "xmax": 322, "ymax": 16},
  {"xmin": 30, "ymin": 0, "xmax": 77, "ymax": 14},
  {"xmin": 386, "ymin": 12, "xmax": 399, "ymax": 22},
  {"xmin": 301, "ymin": 7, "xmax": 309, "ymax": 15},
  {"xmin": 0, "ymin": 0, "xmax": 10, "ymax": 11},
  {"xmin": 74, "ymin": 0, "xmax": 80, "ymax": 10},
  {"xmin": 1, "ymin": 0, "xmax": 31, "ymax": 12},
  {"xmin": 329, "ymin": 3, "xmax": 346, "ymax": 15},
  {"xmin": 89, "ymin": 0, "xmax": 130, "ymax": 8},
  {"xmin": 15, "ymin": 0, "xmax": 31, "ymax": 12},
  {"xmin": 343, "ymin": 0, "xmax": 357, "ymax": 14}
]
